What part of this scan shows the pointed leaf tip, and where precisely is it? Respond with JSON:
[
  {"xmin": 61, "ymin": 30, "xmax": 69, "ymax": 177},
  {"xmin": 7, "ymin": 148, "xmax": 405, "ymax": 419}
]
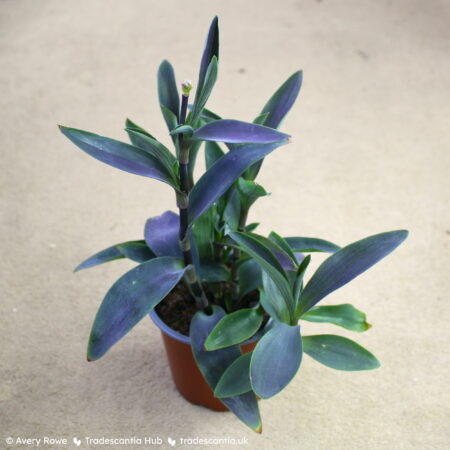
[
  {"xmin": 297, "ymin": 230, "xmax": 408, "ymax": 316},
  {"xmin": 260, "ymin": 70, "xmax": 303, "ymax": 129},
  {"xmin": 302, "ymin": 304, "xmax": 372, "ymax": 332},
  {"xmin": 197, "ymin": 16, "xmax": 220, "ymax": 94},
  {"xmin": 74, "ymin": 244, "xmax": 124, "ymax": 272},
  {"xmin": 59, "ymin": 126, "xmax": 176, "ymax": 187},
  {"xmin": 158, "ymin": 60, "xmax": 180, "ymax": 130},
  {"xmin": 87, "ymin": 257, "xmax": 185, "ymax": 360},
  {"xmin": 302, "ymin": 335, "xmax": 380, "ymax": 371},
  {"xmin": 193, "ymin": 120, "xmax": 290, "ymax": 144},
  {"xmin": 189, "ymin": 56, "xmax": 218, "ymax": 126}
]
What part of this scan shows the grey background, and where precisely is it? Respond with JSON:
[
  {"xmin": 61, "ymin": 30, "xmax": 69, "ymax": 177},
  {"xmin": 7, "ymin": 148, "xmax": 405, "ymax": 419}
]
[{"xmin": 1, "ymin": 0, "xmax": 449, "ymax": 449}]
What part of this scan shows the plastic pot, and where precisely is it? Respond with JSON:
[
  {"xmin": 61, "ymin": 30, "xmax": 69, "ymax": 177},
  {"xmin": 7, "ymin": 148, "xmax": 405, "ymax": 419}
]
[{"xmin": 149, "ymin": 308, "xmax": 264, "ymax": 412}]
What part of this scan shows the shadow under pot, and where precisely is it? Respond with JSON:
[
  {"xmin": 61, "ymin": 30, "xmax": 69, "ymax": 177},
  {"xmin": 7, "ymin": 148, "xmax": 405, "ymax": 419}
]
[{"xmin": 149, "ymin": 309, "xmax": 267, "ymax": 411}]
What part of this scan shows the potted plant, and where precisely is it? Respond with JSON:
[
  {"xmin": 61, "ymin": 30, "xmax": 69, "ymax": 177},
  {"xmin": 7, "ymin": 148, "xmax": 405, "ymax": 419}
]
[{"xmin": 59, "ymin": 16, "xmax": 408, "ymax": 433}]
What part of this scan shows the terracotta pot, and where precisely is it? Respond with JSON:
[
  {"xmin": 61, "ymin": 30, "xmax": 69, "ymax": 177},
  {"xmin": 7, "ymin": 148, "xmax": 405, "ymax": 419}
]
[{"xmin": 150, "ymin": 309, "xmax": 264, "ymax": 411}]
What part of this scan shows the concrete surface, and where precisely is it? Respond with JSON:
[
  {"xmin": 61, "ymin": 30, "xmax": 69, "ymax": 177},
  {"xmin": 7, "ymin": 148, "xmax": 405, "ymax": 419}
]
[{"xmin": 1, "ymin": 0, "xmax": 449, "ymax": 449}]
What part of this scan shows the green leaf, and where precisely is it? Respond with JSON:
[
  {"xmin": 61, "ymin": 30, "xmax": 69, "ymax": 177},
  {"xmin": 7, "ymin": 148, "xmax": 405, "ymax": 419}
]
[
  {"xmin": 224, "ymin": 291, "xmax": 233, "ymax": 314},
  {"xmin": 230, "ymin": 232, "xmax": 287, "ymax": 275},
  {"xmin": 302, "ymin": 304, "xmax": 371, "ymax": 332},
  {"xmin": 87, "ymin": 257, "xmax": 186, "ymax": 360},
  {"xmin": 197, "ymin": 260, "xmax": 231, "ymax": 282},
  {"xmin": 223, "ymin": 187, "xmax": 241, "ymax": 231},
  {"xmin": 74, "ymin": 242, "xmax": 132, "ymax": 271},
  {"xmin": 193, "ymin": 207, "xmax": 215, "ymax": 260},
  {"xmin": 205, "ymin": 307, "xmax": 264, "ymax": 350},
  {"xmin": 159, "ymin": 104, "xmax": 178, "ymax": 132},
  {"xmin": 187, "ymin": 139, "xmax": 202, "ymax": 187},
  {"xmin": 215, "ymin": 353, "xmax": 252, "ymax": 398},
  {"xmin": 269, "ymin": 232, "xmax": 298, "ymax": 264},
  {"xmin": 238, "ymin": 259, "xmax": 262, "ymax": 298},
  {"xmin": 237, "ymin": 233, "xmax": 297, "ymax": 274},
  {"xmin": 253, "ymin": 233, "xmax": 298, "ymax": 272},
  {"xmin": 250, "ymin": 322, "xmax": 302, "ymax": 398},
  {"xmin": 59, "ymin": 126, "xmax": 177, "ymax": 188},
  {"xmin": 159, "ymin": 105, "xmax": 179, "ymax": 149},
  {"xmin": 125, "ymin": 129, "xmax": 177, "ymax": 181},
  {"xmin": 169, "ymin": 124, "xmax": 194, "ymax": 137},
  {"xmin": 116, "ymin": 241, "xmax": 155, "ymax": 263},
  {"xmin": 236, "ymin": 179, "xmax": 268, "ymax": 210},
  {"xmin": 189, "ymin": 56, "xmax": 218, "ymax": 126},
  {"xmin": 205, "ymin": 141, "xmax": 225, "ymax": 169},
  {"xmin": 245, "ymin": 222, "xmax": 260, "ymax": 233},
  {"xmin": 302, "ymin": 335, "xmax": 380, "ymax": 371},
  {"xmin": 285, "ymin": 236, "xmax": 341, "ymax": 253},
  {"xmin": 158, "ymin": 60, "xmax": 180, "ymax": 129},
  {"xmin": 293, "ymin": 255, "xmax": 311, "ymax": 303},
  {"xmin": 190, "ymin": 306, "xmax": 262, "ymax": 433},
  {"xmin": 125, "ymin": 118, "xmax": 156, "ymax": 140},
  {"xmin": 297, "ymin": 230, "xmax": 408, "ymax": 316},
  {"xmin": 260, "ymin": 272, "xmax": 290, "ymax": 323},
  {"xmin": 253, "ymin": 112, "xmax": 270, "ymax": 125},
  {"xmin": 230, "ymin": 232, "xmax": 295, "ymax": 323}
]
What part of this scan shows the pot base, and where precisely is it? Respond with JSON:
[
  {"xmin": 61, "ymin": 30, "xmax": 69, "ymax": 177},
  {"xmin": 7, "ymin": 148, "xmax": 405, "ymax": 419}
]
[
  {"xmin": 151, "ymin": 309, "xmax": 260, "ymax": 412},
  {"xmin": 160, "ymin": 330, "xmax": 228, "ymax": 411}
]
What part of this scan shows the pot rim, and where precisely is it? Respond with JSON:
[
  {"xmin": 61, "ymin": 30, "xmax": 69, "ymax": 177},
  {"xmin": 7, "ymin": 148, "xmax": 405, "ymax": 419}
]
[{"xmin": 149, "ymin": 307, "xmax": 271, "ymax": 346}]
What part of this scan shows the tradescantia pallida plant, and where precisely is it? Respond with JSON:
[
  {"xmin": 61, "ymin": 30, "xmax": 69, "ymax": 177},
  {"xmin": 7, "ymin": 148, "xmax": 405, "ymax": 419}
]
[{"xmin": 60, "ymin": 17, "xmax": 408, "ymax": 432}]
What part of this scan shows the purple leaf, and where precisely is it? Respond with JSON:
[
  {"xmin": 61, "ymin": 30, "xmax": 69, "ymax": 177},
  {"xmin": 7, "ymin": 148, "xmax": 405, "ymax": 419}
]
[
  {"xmin": 297, "ymin": 230, "xmax": 408, "ymax": 316},
  {"xmin": 188, "ymin": 141, "xmax": 288, "ymax": 224},
  {"xmin": 116, "ymin": 242, "xmax": 155, "ymax": 263},
  {"xmin": 59, "ymin": 126, "xmax": 176, "ymax": 187},
  {"xmin": 250, "ymin": 322, "xmax": 302, "ymax": 398},
  {"xmin": 193, "ymin": 119, "xmax": 290, "ymax": 144},
  {"xmin": 158, "ymin": 60, "xmax": 180, "ymax": 128},
  {"xmin": 260, "ymin": 71, "xmax": 302, "ymax": 129},
  {"xmin": 244, "ymin": 71, "xmax": 302, "ymax": 180},
  {"xmin": 75, "ymin": 245, "xmax": 125, "ymax": 272},
  {"xmin": 144, "ymin": 211, "xmax": 182, "ymax": 258},
  {"xmin": 87, "ymin": 257, "xmax": 186, "ymax": 361},
  {"xmin": 196, "ymin": 16, "xmax": 219, "ymax": 99},
  {"xmin": 74, "ymin": 240, "xmax": 154, "ymax": 272},
  {"xmin": 285, "ymin": 236, "xmax": 341, "ymax": 253}
]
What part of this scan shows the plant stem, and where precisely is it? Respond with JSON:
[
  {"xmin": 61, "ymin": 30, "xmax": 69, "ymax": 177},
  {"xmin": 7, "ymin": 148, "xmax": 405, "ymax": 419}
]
[
  {"xmin": 213, "ymin": 241, "xmax": 223, "ymax": 262},
  {"xmin": 230, "ymin": 207, "xmax": 249, "ymax": 301},
  {"xmin": 177, "ymin": 89, "xmax": 209, "ymax": 310}
]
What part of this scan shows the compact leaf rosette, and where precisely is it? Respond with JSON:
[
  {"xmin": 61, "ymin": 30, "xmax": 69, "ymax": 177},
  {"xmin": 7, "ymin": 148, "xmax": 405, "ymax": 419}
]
[{"xmin": 60, "ymin": 17, "xmax": 408, "ymax": 432}]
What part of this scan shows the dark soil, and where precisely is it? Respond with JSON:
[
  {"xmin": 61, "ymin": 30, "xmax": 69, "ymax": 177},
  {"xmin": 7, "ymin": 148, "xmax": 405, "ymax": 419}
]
[
  {"xmin": 155, "ymin": 283, "xmax": 198, "ymax": 336},
  {"xmin": 155, "ymin": 282, "xmax": 266, "ymax": 336}
]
